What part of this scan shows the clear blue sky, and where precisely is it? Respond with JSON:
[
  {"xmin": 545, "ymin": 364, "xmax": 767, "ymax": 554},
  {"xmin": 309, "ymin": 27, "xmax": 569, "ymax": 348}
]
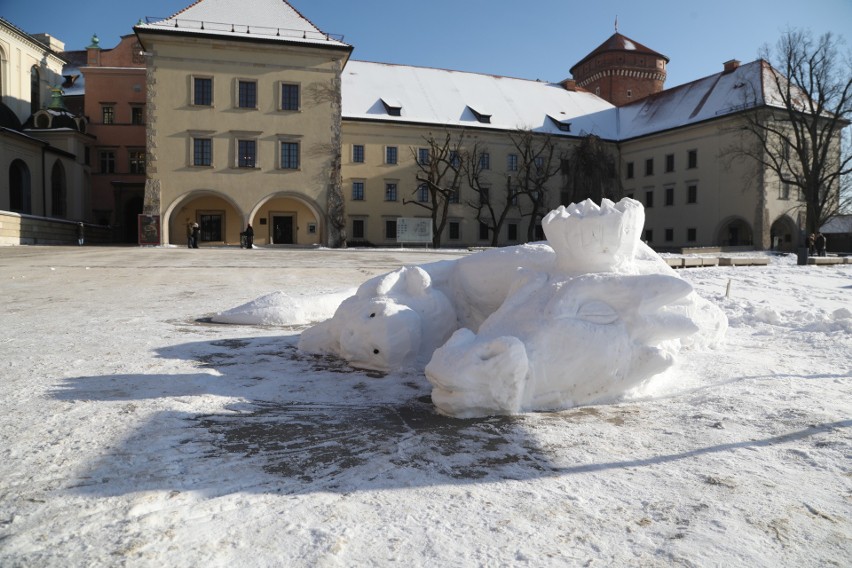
[{"xmin": 3, "ymin": 0, "xmax": 850, "ymax": 87}]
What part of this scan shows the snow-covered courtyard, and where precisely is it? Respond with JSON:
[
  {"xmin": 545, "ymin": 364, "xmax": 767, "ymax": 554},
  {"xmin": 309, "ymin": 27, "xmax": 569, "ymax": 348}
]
[{"xmin": 0, "ymin": 245, "xmax": 849, "ymax": 566}]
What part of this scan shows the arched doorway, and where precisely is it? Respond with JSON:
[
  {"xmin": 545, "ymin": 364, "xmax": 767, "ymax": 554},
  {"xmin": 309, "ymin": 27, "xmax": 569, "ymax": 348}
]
[
  {"xmin": 770, "ymin": 215, "xmax": 798, "ymax": 252},
  {"xmin": 166, "ymin": 191, "xmax": 243, "ymax": 246},
  {"xmin": 9, "ymin": 159, "xmax": 31, "ymax": 214},
  {"xmin": 716, "ymin": 217, "xmax": 753, "ymax": 247},
  {"xmin": 50, "ymin": 160, "xmax": 66, "ymax": 218}
]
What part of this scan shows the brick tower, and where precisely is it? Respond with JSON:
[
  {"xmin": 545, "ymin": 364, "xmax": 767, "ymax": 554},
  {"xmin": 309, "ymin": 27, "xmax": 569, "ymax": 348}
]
[{"xmin": 568, "ymin": 32, "xmax": 668, "ymax": 106}]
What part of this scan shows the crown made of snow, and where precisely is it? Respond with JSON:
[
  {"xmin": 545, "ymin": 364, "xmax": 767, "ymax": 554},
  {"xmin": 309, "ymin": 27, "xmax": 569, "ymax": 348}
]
[{"xmin": 542, "ymin": 197, "xmax": 645, "ymax": 275}]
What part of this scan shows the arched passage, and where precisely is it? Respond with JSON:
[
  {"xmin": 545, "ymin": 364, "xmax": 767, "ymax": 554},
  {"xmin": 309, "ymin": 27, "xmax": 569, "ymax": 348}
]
[
  {"xmin": 164, "ymin": 190, "xmax": 244, "ymax": 246},
  {"xmin": 770, "ymin": 215, "xmax": 798, "ymax": 252},
  {"xmin": 9, "ymin": 159, "xmax": 31, "ymax": 214},
  {"xmin": 716, "ymin": 217, "xmax": 753, "ymax": 247},
  {"xmin": 251, "ymin": 191, "xmax": 326, "ymax": 246}
]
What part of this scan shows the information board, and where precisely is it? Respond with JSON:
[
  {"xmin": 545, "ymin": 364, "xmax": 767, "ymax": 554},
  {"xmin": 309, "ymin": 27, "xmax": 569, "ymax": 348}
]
[{"xmin": 396, "ymin": 217, "xmax": 432, "ymax": 243}]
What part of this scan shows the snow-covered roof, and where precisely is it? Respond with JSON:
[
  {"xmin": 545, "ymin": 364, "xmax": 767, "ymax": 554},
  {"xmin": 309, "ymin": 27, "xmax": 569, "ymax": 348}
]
[
  {"xmin": 342, "ymin": 61, "xmax": 618, "ymax": 139},
  {"xmin": 821, "ymin": 215, "xmax": 852, "ymax": 234},
  {"xmin": 617, "ymin": 60, "xmax": 766, "ymax": 140},
  {"xmin": 135, "ymin": 0, "xmax": 349, "ymax": 49}
]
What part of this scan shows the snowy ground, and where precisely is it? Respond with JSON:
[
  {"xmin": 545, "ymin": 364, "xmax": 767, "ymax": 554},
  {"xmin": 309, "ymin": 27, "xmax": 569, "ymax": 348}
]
[{"xmin": 0, "ymin": 245, "xmax": 849, "ymax": 567}]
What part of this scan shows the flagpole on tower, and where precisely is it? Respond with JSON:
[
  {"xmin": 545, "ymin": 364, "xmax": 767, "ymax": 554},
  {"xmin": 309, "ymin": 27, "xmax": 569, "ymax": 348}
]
[{"xmin": 615, "ymin": 15, "xmax": 619, "ymax": 33}]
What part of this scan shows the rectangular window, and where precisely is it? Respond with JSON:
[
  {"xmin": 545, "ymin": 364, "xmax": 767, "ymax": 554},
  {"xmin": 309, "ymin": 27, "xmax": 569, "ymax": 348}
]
[
  {"xmin": 644, "ymin": 229, "xmax": 653, "ymax": 243},
  {"xmin": 280, "ymin": 141, "xmax": 299, "ymax": 169},
  {"xmin": 449, "ymin": 187, "xmax": 460, "ymax": 204},
  {"xmin": 479, "ymin": 222, "xmax": 489, "ymax": 240},
  {"xmin": 780, "ymin": 182, "xmax": 790, "ymax": 200},
  {"xmin": 385, "ymin": 182, "xmax": 397, "ymax": 201},
  {"xmin": 418, "ymin": 148, "xmax": 430, "ymax": 166},
  {"xmin": 449, "ymin": 221, "xmax": 460, "ymax": 240},
  {"xmin": 645, "ymin": 158, "xmax": 654, "ymax": 176},
  {"xmin": 508, "ymin": 223, "xmax": 518, "ymax": 241},
  {"xmin": 194, "ymin": 138, "xmax": 212, "ymax": 166},
  {"xmin": 665, "ymin": 228, "xmax": 674, "ymax": 242},
  {"xmin": 385, "ymin": 220, "xmax": 397, "ymax": 240},
  {"xmin": 102, "ymin": 105, "xmax": 115, "ymax": 125},
  {"xmin": 480, "ymin": 152, "xmax": 490, "ymax": 170},
  {"xmin": 417, "ymin": 183, "xmax": 429, "ymax": 203},
  {"xmin": 352, "ymin": 144, "xmax": 364, "ymax": 163},
  {"xmin": 645, "ymin": 190, "xmax": 654, "ymax": 208},
  {"xmin": 386, "ymin": 146, "xmax": 398, "ymax": 165},
  {"xmin": 352, "ymin": 219, "xmax": 365, "ymax": 239},
  {"xmin": 238, "ymin": 80, "xmax": 257, "ymax": 109},
  {"xmin": 352, "ymin": 181, "xmax": 365, "ymax": 201},
  {"xmin": 480, "ymin": 186, "xmax": 490, "ymax": 205},
  {"xmin": 626, "ymin": 162, "xmax": 634, "ymax": 179},
  {"xmin": 687, "ymin": 228, "xmax": 697, "ymax": 242},
  {"xmin": 194, "ymin": 77, "xmax": 212, "ymax": 106},
  {"xmin": 281, "ymin": 83, "xmax": 299, "ymax": 111},
  {"xmin": 665, "ymin": 186, "xmax": 674, "ymax": 206},
  {"xmin": 534, "ymin": 156, "xmax": 544, "ymax": 172},
  {"xmin": 687, "ymin": 149, "xmax": 698, "ymax": 169},
  {"xmin": 131, "ymin": 106, "xmax": 144, "ymax": 125},
  {"xmin": 687, "ymin": 184, "xmax": 697, "ymax": 204},
  {"xmin": 665, "ymin": 154, "xmax": 674, "ymax": 173},
  {"xmin": 450, "ymin": 151, "xmax": 460, "ymax": 169},
  {"xmin": 99, "ymin": 150, "xmax": 115, "ymax": 173},
  {"xmin": 507, "ymin": 154, "xmax": 518, "ymax": 171},
  {"xmin": 129, "ymin": 150, "xmax": 146, "ymax": 174},
  {"xmin": 238, "ymin": 139, "xmax": 256, "ymax": 168}
]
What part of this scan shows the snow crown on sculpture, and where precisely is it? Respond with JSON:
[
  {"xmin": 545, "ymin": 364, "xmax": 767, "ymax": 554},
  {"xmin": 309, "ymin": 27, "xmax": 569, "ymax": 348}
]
[{"xmin": 543, "ymin": 197, "xmax": 644, "ymax": 275}]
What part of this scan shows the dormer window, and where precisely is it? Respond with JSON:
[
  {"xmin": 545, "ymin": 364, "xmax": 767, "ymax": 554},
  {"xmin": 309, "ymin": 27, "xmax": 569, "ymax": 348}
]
[
  {"xmin": 467, "ymin": 106, "xmax": 491, "ymax": 124},
  {"xmin": 547, "ymin": 115, "xmax": 571, "ymax": 132},
  {"xmin": 381, "ymin": 98, "xmax": 402, "ymax": 116}
]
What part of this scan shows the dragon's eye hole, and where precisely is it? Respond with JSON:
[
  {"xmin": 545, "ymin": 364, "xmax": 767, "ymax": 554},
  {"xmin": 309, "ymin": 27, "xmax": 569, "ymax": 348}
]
[
  {"xmin": 373, "ymin": 349, "xmax": 380, "ymax": 354},
  {"xmin": 369, "ymin": 313, "xmax": 376, "ymax": 318}
]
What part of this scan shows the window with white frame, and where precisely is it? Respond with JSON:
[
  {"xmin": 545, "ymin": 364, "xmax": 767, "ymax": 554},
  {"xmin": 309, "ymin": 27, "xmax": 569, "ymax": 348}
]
[
  {"xmin": 479, "ymin": 152, "xmax": 490, "ymax": 170},
  {"xmin": 193, "ymin": 138, "xmax": 212, "ymax": 166},
  {"xmin": 352, "ymin": 144, "xmax": 365, "ymax": 163},
  {"xmin": 279, "ymin": 140, "xmax": 299, "ymax": 169},
  {"xmin": 417, "ymin": 183, "xmax": 429, "ymax": 203},
  {"xmin": 193, "ymin": 77, "xmax": 213, "ymax": 106},
  {"xmin": 385, "ymin": 182, "xmax": 398, "ymax": 201},
  {"xmin": 507, "ymin": 154, "xmax": 518, "ymax": 171},
  {"xmin": 386, "ymin": 146, "xmax": 398, "ymax": 165},
  {"xmin": 352, "ymin": 180, "xmax": 365, "ymax": 201},
  {"xmin": 280, "ymin": 83, "xmax": 299, "ymax": 111},
  {"xmin": 237, "ymin": 139, "xmax": 257, "ymax": 168},
  {"xmin": 237, "ymin": 80, "xmax": 257, "ymax": 109}
]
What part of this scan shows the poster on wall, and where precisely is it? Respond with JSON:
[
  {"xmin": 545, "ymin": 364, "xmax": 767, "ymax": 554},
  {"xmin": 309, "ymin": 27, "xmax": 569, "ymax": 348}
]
[{"xmin": 138, "ymin": 215, "xmax": 160, "ymax": 246}]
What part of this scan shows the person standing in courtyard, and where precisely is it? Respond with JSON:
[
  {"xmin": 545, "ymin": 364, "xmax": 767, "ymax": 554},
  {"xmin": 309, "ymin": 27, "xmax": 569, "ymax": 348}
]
[
  {"xmin": 807, "ymin": 233, "xmax": 815, "ymax": 255},
  {"xmin": 244, "ymin": 223, "xmax": 254, "ymax": 249},
  {"xmin": 191, "ymin": 222, "xmax": 200, "ymax": 249},
  {"xmin": 186, "ymin": 219, "xmax": 195, "ymax": 248},
  {"xmin": 815, "ymin": 232, "xmax": 827, "ymax": 257},
  {"xmin": 77, "ymin": 222, "xmax": 84, "ymax": 246}
]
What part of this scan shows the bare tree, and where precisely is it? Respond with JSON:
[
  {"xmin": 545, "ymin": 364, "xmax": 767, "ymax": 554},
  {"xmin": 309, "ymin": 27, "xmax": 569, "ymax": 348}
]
[
  {"xmin": 508, "ymin": 130, "xmax": 564, "ymax": 241},
  {"xmin": 737, "ymin": 30, "xmax": 852, "ymax": 234},
  {"xmin": 462, "ymin": 142, "xmax": 519, "ymax": 246},
  {"xmin": 405, "ymin": 131, "xmax": 465, "ymax": 248},
  {"xmin": 562, "ymin": 134, "xmax": 622, "ymax": 205}
]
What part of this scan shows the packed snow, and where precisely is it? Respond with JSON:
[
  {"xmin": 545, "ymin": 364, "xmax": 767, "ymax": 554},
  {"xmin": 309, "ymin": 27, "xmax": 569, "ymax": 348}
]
[
  {"xmin": 291, "ymin": 199, "xmax": 727, "ymax": 417},
  {"xmin": 0, "ymin": 242, "xmax": 849, "ymax": 567}
]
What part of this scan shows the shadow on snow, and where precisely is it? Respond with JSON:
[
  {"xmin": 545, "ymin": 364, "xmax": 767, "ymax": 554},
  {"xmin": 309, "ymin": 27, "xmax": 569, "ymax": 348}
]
[{"xmin": 50, "ymin": 333, "xmax": 851, "ymax": 498}]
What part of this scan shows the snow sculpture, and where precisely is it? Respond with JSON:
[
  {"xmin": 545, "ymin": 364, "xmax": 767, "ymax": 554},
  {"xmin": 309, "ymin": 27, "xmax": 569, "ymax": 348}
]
[{"xmin": 298, "ymin": 197, "xmax": 727, "ymax": 417}]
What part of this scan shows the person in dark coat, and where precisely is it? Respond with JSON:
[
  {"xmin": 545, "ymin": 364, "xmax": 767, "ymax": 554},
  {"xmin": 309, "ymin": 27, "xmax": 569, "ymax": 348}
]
[
  {"xmin": 244, "ymin": 223, "xmax": 254, "ymax": 249},
  {"xmin": 807, "ymin": 233, "xmax": 816, "ymax": 256},
  {"xmin": 186, "ymin": 219, "xmax": 194, "ymax": 248},
  {"xmin": 815, "ymin": 232, "xmax": 827, "ymax": 257},
  {"xmin": 191, "ymin": 223, "xmax": 200, "ymax": 249}
]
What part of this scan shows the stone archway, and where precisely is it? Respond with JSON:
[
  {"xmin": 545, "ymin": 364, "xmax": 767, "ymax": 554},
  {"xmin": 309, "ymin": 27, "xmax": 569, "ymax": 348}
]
[
  {"xmin": 164, "ymin": 190, "xmax": 244, "ymax": 246},
  {"xmin": 770, "ymin": 215, "xmax": 799, "ymax": 252},
  {"xmin": 251, "ymin": 191, "xmax": 326, "ymax": 246},
  {"xmin": 716, "ymin": 217, "xmax": 753, "ymax": 247}
]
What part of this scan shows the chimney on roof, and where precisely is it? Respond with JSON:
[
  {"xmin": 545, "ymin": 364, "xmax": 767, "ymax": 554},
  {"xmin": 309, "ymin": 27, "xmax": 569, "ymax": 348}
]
[
  {"xmin": 723, "ymin": 59, "xmax": 740, "ymax": 74},
  {"xmin": 560, "ymin": 78, "xmax": 577, "ymax": 92}
]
